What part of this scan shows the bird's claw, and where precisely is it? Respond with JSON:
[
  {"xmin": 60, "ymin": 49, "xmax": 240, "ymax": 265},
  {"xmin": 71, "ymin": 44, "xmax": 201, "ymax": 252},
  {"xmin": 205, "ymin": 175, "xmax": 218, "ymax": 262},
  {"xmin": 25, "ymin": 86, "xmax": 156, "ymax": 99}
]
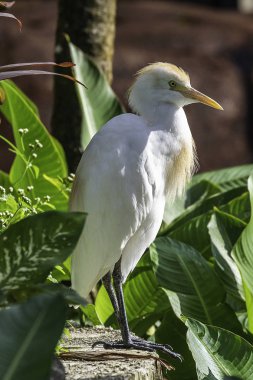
[
  {"xmin": 92, "ymin": 339, "xmax": 182, "ymax": 360},
  {"xmin": 92, "ymin": 339, "xmax": 154, "ymax": 352},
  {"xmin": 131, "ymin": 340, "xmax": 182, "ymax": 361},
  {"xmin": 131, "ymin": 336, "xmax": 173, "ymax": 351}
]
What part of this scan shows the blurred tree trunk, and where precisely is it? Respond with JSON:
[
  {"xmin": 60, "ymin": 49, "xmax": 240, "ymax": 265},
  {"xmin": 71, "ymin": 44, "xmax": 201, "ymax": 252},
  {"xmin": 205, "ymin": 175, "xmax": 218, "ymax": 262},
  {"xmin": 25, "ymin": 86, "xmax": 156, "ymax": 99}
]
[{"xmin": 51, "ymin": 0, "xmax": 117, "ymax": 172}]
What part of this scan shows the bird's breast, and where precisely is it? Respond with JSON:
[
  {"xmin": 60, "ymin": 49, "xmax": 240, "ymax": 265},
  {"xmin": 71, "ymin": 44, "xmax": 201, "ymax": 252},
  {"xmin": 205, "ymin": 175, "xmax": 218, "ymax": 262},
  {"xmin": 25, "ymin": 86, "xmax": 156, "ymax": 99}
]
[{"xmin": 147, "ymin": 125, "xmax": 197, "ymax": 202}]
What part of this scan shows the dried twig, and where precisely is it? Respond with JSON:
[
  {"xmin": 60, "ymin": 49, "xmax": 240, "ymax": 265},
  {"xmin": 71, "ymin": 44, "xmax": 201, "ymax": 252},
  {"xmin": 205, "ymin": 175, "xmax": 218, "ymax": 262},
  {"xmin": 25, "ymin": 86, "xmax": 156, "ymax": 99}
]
[{"xmin": 59, "ymin": 350, "xmax": 175, "ymax": 372}]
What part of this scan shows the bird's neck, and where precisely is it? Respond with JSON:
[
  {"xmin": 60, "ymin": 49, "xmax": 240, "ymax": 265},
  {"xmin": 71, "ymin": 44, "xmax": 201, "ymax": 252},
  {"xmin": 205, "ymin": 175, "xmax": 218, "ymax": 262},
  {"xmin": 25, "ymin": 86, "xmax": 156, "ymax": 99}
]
[
  {"xmin": 142, "ymin": 102, "xmax": 184, "ymax": 133},
  {"xmin": 141, "ymin": 103, "xmax": 197, "ymax": 201}
]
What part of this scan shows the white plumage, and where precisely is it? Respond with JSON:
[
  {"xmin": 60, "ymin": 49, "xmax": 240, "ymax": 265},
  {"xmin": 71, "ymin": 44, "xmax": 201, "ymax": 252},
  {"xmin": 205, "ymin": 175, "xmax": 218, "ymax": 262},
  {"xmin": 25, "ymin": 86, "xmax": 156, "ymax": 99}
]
[{"xmin": 70, "ymin": 62, "xmax": 222, "ymax": 299}]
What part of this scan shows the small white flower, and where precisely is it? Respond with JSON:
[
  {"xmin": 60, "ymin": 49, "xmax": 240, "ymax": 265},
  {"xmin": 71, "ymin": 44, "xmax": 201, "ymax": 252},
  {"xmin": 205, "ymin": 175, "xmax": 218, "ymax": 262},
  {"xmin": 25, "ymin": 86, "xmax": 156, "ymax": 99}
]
[
  {"xmin": 17, "ymin": 188, "xmax": 25, "ymax": 195},
  {"xmin": 44, "ymin": 195, "xmax": 51, "ymax": 202}
]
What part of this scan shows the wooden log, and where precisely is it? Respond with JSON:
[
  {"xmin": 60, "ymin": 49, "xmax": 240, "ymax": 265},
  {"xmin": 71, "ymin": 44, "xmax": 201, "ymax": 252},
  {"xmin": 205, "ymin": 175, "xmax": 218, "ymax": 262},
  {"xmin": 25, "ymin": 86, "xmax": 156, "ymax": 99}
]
[{"xmin": 59, "ymin": 326, "xmax": 169, "ymax": 380}]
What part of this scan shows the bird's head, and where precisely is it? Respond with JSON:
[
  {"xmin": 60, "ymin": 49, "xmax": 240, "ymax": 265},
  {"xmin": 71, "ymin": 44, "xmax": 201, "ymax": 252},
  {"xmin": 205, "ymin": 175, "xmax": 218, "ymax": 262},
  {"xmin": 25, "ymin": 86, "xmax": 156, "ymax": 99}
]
[{"xmin": 128, "ymin": 62, "xmax": 223, "ymax": 117}]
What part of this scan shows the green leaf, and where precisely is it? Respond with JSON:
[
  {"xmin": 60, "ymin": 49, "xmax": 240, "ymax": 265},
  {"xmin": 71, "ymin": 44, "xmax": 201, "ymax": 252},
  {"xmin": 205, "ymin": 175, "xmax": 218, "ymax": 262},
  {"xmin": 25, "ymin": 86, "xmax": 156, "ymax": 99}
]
[
  {"xmin": 81, "ymin": 304, "xmax": 102, "ymax": 326},
  {"xmin": 0, "ymin": 293, "xmax": 67, "ymax": 380},
  {"xmin": 0, "ymin": 193, "xmax": 17, "ymax": 213},
  {"xmin": 43, "ymin": 174, "xmax": 69, "ymax": 200},
  {"xmin": 164, "ymin": 187, "xmax": 246, "ymax": 236},
  {"xmin": 151, "ymin": 237, "xmax": 241, "ymax": 332},
  {"xmin": 232, "ymin": 174, "xmax": 253, "ymax": 332},
  {"xmin": 185, "ymin": 180, "xmax": 221, "ymax": 208},
  {"xmin": 156, "ymin": 310, "xmax": 197, "ymax": 380},
  {"xmin": 191, "ymin": 164, "xmax": 253, "ymax": 191},
  {"xmin": 51, "ymin": 136, "xmax": 67, "ymax": 167},
  {"xmin": 243, "ymin": 283, "xmax": 253, "ymax": 334},
  {"xmin": 0, "ymin": 80, "xmax": 68, "ymax": 210},
  {"xmin": 95, "ymin": 284, "xmax": 114, "ymax": 325},
  {"xmin": 33, "ymin": 283, "xmax": 87, "ymax": 307},
  {"xmin": 208, "ymin": 211, "xmax": 246, "ymax": 314},
  {"xmin": 0, "ymin": 211, "xmax": 86, "ymax": 293},
  {"xmin": 163, "ymin": 178, "xmax": 220, "ymax": 228},
  {"xmin": 125, "ymin": 256, "xmax": 169, "ymax": 326},
  {"xmin": 162, "ymin": 187, "xmax": 246, "ymax": 257},
  {"xmin": 0, "ymin": 170, "xmax": 11, "ymax": 189},
  {"xmin": 129, "ymin": 312, "xmax": 164, "ymax": 338},
  {"xmin": 186, "ymin": 318, "xmax": 253, "ymax": 380},
  {"xmin": 50, "ymin": 263, "xmax": 70, "ymax": 283},
  {"xmin": 220, "ymin": 192, "xmax": 250, "ymax": 223},
  {"xmin": 68, "ymin": 42, "xmax": 124, "ymax": 149},
  {"xmin": 169, "ymin": 211, "xmax": 212, "ymax": 256},
  {"xmin": 163, "ymin": 165, "xmax": 252, "ymax": 226}
]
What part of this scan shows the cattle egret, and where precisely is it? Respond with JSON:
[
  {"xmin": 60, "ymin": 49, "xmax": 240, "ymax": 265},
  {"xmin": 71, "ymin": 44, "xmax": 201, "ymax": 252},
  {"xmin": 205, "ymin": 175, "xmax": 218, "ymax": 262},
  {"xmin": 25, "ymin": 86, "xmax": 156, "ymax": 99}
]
[{"xmin": 70, "ymin": 62, "xmax": 223, "ymax": 359}]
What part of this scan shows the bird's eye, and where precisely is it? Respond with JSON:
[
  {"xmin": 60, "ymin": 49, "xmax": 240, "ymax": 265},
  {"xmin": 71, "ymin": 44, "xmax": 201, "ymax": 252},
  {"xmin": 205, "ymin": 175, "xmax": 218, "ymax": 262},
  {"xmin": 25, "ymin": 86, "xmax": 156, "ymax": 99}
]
[{"xmin": 169, "ymin": 80, "xmax": 176, "ymax": 88}]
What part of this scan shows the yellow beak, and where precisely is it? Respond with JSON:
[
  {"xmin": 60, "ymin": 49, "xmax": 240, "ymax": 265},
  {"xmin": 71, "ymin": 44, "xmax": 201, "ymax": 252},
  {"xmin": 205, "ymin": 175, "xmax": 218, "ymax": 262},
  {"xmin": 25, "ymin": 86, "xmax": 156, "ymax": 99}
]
[{"xmin": 181, "ymin": 87, "xmax": 223, "ymax": 110}]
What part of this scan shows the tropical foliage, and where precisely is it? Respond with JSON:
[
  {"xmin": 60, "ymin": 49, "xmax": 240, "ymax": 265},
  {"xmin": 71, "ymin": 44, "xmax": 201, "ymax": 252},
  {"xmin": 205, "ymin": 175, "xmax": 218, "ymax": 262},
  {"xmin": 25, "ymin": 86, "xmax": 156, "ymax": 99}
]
[
  {"xmin": 0, "ymin": 79, "xmax": 87, "ymax": 378},
  {"xmin": 0, "ymin": 5, "xmax": 86, "ymax": 378}
]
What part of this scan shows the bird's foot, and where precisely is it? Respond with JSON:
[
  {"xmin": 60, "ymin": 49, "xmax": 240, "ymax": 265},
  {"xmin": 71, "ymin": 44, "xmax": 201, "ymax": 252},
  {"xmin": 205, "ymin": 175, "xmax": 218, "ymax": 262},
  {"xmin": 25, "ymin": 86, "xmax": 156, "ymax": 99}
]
[
  {"xmin": 130, "ymin": 337, "xmax": 182, "ymax": 361},
  {"xmin": 131, "ymin": 336, "xmax": 173, "ymax": 352},
  {"xmin": 92, "ymin": 338, "xmax": 182, "ymax": 361}
]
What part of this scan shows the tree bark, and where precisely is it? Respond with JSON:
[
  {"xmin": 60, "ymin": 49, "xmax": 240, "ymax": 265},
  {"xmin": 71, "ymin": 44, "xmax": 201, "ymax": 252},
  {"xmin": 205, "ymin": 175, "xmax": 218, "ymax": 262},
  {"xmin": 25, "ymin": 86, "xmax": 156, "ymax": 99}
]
[
  {"xmin": 60, "ymin": 327, "xmax": 164, "ymax": 380},
  {"xmin": 51, "ymin": 0, "xmax": 117, "ymax": 172}
]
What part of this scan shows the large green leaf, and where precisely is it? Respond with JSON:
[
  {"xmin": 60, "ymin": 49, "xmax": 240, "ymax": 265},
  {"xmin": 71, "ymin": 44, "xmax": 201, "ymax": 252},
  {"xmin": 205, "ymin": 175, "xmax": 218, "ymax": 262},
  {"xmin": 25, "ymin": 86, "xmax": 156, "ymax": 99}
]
[
  {"xmin": 220, "ymin": 192, "xmax": 250, "ymax": 223},
  {"xmin": 0, "ymin": 193, "xmax": 17, "ymax": 214},
  {"xmin": 208, "ymin": 211, "xmax": 246, "ymax": 314},
  {"xmin": 0, "ymin": 80, "xmax": 68, "ymax": 210},
  {"xmin": 186, "ymin": 318, "xmax": 253, "ymax": 380},
  {"xmin": 162, "ymin": 187, "xmax": 246, "ymax": 257},
  {"xmin": 163, "ymin": 165, "xmax": 252, "ymax": 225},
  {"xmin": 151, "ymin": 237, "xmax": 241, "ymax": 332},
  {"xmin": 155, "ymin": 310, "xmax": 197, "ymax": 380},
  {"xmin": 232, "ymin": 174, "xmax": 253, "ymax": 293},
  {"xmin": 163, "ymin": 178, "xmax": 220, "ymax": 227},
  {"xmin": 232, "ymin": 174, "xmax": 253, "ymax": 332},
  {"xmin": 185, "ymin": 180, "xmax": 221, "ymax": 208},
  {"xmin": 32, "ymin": 283, "xmax": 87, "ymax": 307},
  {"xmin": 163, "ymin": 182, "xmax": 215, "ymax": 244},
  {"xmin": 0, "ymin": 293, "xmax": 67, "ymax": 380},
  {"xmin": 169, "ymin": 211, "xmax": 212, "ymax": 256},
  {"xmin": 191, "ymin": 164, "xmax": 253, "ymax": 191},
  {"xmin": 81, "ymin": 304, "xmax": 102, "ymax": 326},
  {"xmin": 243, "ymin": 282, "xmax": 253, "ymax": 334},
  {"xmin": 95, "ymin": 284, "xmax": 114, "ymax": 325},
  {"xmin": 164, "ymin": 187, "xmax": 246, "ymax": 236},
  {"xmin": 0, "ymin": 211, "xmax": 86, "ymax": 294},
  {"xmin": 69, "ymin": 42, "xmax": 124, "ymax": 149},
  {"xmin": 0, "ymin": 170, "xmax": 11, "ymax": 189},
  {"xmin": 125, "ymin": 257, "xmax": 169, "ymax": 323}
]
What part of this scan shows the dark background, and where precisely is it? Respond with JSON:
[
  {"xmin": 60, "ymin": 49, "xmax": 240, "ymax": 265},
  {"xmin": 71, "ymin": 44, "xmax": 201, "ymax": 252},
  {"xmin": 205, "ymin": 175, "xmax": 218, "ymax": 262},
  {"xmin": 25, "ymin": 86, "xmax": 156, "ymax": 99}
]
[{"xmin": 1, "ymin": 0, "xmax": 253, "ymax": 172}]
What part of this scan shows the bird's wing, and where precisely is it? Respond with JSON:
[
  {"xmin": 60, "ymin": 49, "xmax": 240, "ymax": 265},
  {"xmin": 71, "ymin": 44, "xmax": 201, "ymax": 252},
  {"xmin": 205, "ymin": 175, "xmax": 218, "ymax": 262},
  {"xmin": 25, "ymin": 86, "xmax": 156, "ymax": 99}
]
[{"xmin": 70, "ymin": 114, "xmax": 156, "ymax": 297}]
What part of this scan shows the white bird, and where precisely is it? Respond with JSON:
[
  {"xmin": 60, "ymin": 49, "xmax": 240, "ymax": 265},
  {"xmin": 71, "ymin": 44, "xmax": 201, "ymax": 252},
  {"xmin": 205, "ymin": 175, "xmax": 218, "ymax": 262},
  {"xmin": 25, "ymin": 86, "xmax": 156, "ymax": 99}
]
[{"xmin": 70, "ymin": 62, "xmax": 222, "ymax": 358}]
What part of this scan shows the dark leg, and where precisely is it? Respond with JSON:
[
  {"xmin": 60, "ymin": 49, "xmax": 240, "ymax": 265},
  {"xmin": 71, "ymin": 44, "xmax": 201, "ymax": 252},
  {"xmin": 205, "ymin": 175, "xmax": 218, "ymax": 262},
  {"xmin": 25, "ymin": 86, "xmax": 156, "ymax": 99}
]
[
  {"xmin": 93, "ymin": 258, "xmax": 182, "ymax": 360},
  {"xmin": 102, "ymin": 271, "xmax": 120, "ymax": 320},
  {"xmin": 112, "ymin": 258, "xmax": 132, "ymax": 343}
]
